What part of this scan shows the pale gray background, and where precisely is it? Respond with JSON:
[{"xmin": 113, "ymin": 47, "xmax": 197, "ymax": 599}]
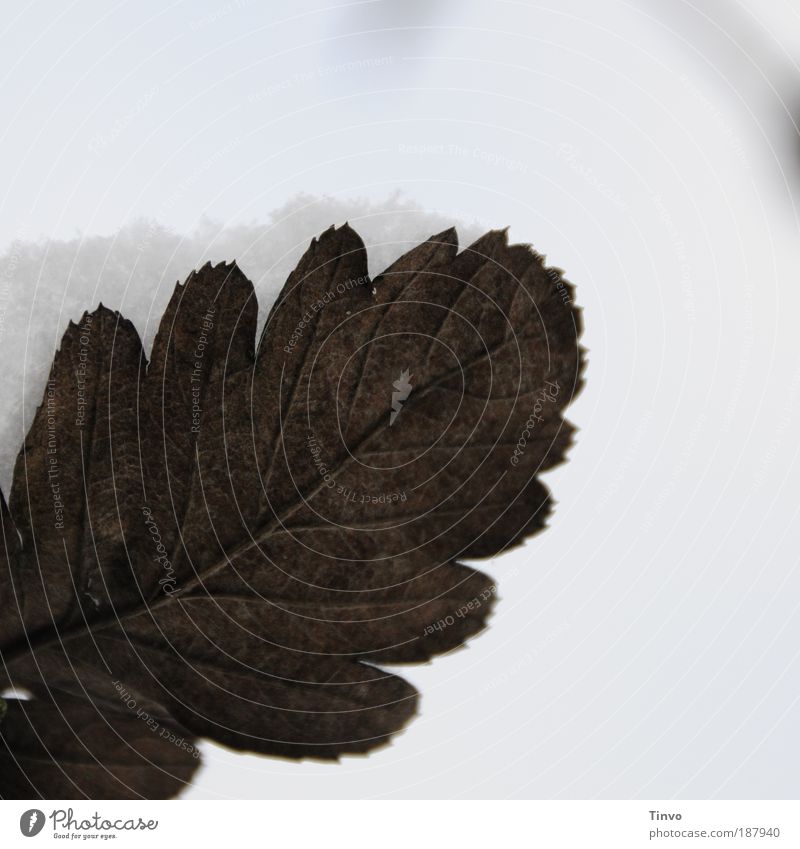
[{"xmin": 0, "ymin": 0, "xmax": 798, "ymax": 799}]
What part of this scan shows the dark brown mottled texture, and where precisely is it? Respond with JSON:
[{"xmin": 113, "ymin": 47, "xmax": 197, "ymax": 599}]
[{"xmin": 0, "ymin": 224, "xmax": 584, "ymax": 798}]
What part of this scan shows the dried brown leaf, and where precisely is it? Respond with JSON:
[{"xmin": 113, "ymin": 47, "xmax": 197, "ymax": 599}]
[{"xmin": 0, "ymin": 225, "xmax": 584, "ymax": 798}]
